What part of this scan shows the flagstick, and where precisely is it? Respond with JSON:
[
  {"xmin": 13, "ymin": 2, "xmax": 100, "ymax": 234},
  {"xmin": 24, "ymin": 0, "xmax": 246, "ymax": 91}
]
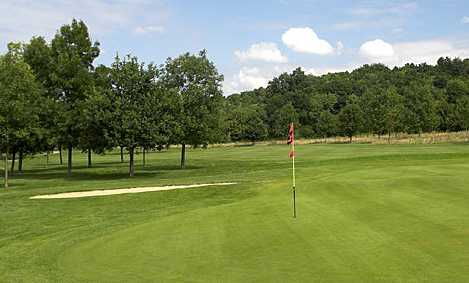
[{"xmin": 292, "ymin": 124, "xmax": 296, "ymax": 218}]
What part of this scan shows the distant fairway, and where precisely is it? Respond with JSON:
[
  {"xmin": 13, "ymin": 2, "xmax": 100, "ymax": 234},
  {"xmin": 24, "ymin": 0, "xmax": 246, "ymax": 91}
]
[{"xmin": 1, "ymin": 143, "xmax": 469, "ymax": 282}]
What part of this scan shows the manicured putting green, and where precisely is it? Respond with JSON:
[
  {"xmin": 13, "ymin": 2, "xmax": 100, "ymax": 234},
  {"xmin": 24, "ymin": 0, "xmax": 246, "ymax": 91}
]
[{"xmin": 1, "ymin": 143, "xmax": 469, "ymax": 282}]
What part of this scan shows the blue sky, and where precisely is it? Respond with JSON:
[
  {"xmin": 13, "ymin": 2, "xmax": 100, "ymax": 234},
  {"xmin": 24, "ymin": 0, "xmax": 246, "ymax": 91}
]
[{"xmin": 1, "ymin": 0, "xmax": 469, "ymax": 94}]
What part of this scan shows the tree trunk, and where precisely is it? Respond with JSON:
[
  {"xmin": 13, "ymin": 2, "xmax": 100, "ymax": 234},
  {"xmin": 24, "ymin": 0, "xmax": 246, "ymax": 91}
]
[
  {"xmin": 87, "ymin": 148, "xmax": 92, "ymax": 168},
  {"xmin": 129, "ymin": 147, "xmax": 135, "ymax": 177},
  {"xmin": 4, "ymin": 149, "xmax": 8, "ymax": 189},
  {"xmin": 18, "ymin": 150, "xmax": 23, "ymax": 173},
  {"xmin": 10, "ymin": 149, "xmax": 16, "ymax": 175},
  {"xmin": 142, "ymin": 147, "xmax": 146, "ymax": 167},
  {"xmin": 120, "ymin": 146, "xmax": 124, "ymax": 163},
  {"xmin": 46, "ymin": 151, "xmax": 49, "ymax": 168},
  {"xmin": 180, "ymin": 143, "xmax": 186, "ymax": 169},
  {"xmin": 349, "ymin": 135, "xmax": 353, "ymax": 143},
  {"xmin": 67, "ymin": 144, "xmax": 72, "ymax": 177},
  {"xmin": 59, "ymin": 145, "xmax": 63, "ymax": 165}
]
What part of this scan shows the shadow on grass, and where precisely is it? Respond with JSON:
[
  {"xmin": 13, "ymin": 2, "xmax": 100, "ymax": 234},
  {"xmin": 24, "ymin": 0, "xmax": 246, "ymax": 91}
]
[
  {"xmin": 139, "ymin": 164, "xmax": 202, "ymax": 172},
  {"xmin": 11, "ymin": 163, "xmax": 204, "ymax": 182},
  {"xmin": 234, "ymin": 143, "xmax": 255, "ymax": 147},
  {"xmin": 16, "ymin": 171, "xmax": 158, "ymax": 181}
]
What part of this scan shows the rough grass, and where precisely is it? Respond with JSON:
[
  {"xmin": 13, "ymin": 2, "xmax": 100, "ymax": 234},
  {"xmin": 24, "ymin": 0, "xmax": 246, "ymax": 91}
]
[
  {"xmin": 211, "ymin": 131, "xmax": 469, "ymax": 147},
  {"xmin": 1, "ymin": 143, "xmax": 469, "ymax": 282}
]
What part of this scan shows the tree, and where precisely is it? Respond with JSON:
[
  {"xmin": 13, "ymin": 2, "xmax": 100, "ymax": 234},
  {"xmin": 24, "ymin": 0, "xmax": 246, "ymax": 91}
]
[
  {"xmin": 268, "ymin": 103, "xmax": 299, "ymax": 138},
  {"xmin": 266, "ymin": 68, "xmax": 315, "ymax": 127},
  {"xmin": 50, "ymin": 19, "xmax": 100, "ymax": 176},
  {"xmin": 433, "ymin": 88, "xmax": 451, "ymax": 131},
  {"xmin": 316, "ymin": 111, "xmax": 338, "ymax": 138},
  {"xmin": 383, "ymin": 88, "xmax": 405, "ymax": 140},
  {"xmin": 401, "ymin": 82, "xmax": 439, "ymax": 134},
  {"xmin": 94, "ymin": 64, "xmax": 127, "ymax": 163},
  {"xmin": 360, "ymin": 88, "xmax": 387, "ymax": 136},
  {"xmin": 161, "ymin": 50, "xmax": 224, "ymax": 168},
  {"xmin": 338, "ymin": 96, "xmax": 364, "ymax": 142},
  {"xmin": 78, "ymin": 88, "xmax": 113, "ymax": 168},
  {"xmin": 455, "ymin": 96, "xmax": 469, "ymax": 131},
  {"xmin": 23, "ymin": 36, "xmax": 61, "ymax": 167},
  {"xmin": 318, "ymin": 72, "xmax": 353, "ymax": 112},
  {"xmin": 437, "ymin": 57, "xmax": 465, "ymax": 77},
  {"xmin": 446, "ymin": 79, "xmax": 469, "ymax": 104},
  {"xmin": 308, "ymin": 93, "xmax": 337, "ymax": 137},
  {"xmin": 23, "ymin": 37, "xmax": 52, "ymax": 88},
  {"xmin": 227, "ymin": 102, "xmax": 268, "ymax": 142},
  {"xmin": 0, "ymin": 43, "xmax": 42, "ymax": 188},
  {"xmin": 108, "ymin": 55, "xmax": 169, "ymax": 176}
]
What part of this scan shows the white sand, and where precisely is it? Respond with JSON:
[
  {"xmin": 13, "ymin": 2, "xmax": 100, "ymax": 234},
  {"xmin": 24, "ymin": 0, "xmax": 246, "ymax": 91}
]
[{"xmin": 30, "ymin": 183, "xmax": 237, "ymax": 200}]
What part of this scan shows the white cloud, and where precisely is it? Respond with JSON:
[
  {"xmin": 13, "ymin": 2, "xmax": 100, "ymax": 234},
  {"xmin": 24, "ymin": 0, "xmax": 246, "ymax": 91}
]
[
  {"xmin": 391, "ymin": 40, "xmax": 469, "ymax": 65},
  {"xmin": 224, "ymin": 65, "xmax": 298, "ymax": 94},
  {"xmin": 304, "ymin": 66, "xmax": 352, "ymax": 76},
  {"xmin": 359, "ymin": 39, "xmax": 469, "ymax": 66},
  {"xmin": 224, "ymin": 64, "xmax": 356, "ymax": 94},
  {"xmin": 234, "ymin": 42, "xmax": 288, "ymax": 63},
  {"xmin": 462, "ymin": 16, "xmax": 469, "ymax": 24},
  {"xmin": 134, "ymin": 25, "xmax": 165, "ymax": 34},
  {"xmin": 359, "ymin": 39, "xmax": 395, "ymax": 59},
  {"xmin": 336, "ymin": 41, "xmax": 344, "ymax": 55},
  {"xmin": 225, "ymin": 37, "xmax": 469, "ymax": 95},
  {"xmin": 224, "ymin": 67, "xmax": 270, "ymax": 94},
  {"xmin": 237, "ymin": 67, "xmax": 270, "ymax": 89},
  {"xmin": 282, "ymin": 27, "xmax": 334, "ymax": 55}
]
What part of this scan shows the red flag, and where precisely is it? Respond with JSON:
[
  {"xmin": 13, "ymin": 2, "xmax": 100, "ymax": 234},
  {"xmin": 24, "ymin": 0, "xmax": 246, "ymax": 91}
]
[
  {"xmin": 287, "ymin": 123, "xmax": 295, "ymax": 158},
  {"xmin": 287, "ymin": 123, "xmax": 294, "ymax": 145}
]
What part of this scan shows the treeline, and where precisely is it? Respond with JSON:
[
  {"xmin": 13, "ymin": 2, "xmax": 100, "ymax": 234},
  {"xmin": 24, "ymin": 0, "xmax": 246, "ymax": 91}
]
[
  {"xmin": 225, "ymin": 59, "xmax": 469, "ymax": 142},
  {"xmin": 2, "ymin": 19, "xmax": 469, "ymax": 182},
  {"xmin": 1, "ymin": 20, "xmax": 224, "ymax": 180}
]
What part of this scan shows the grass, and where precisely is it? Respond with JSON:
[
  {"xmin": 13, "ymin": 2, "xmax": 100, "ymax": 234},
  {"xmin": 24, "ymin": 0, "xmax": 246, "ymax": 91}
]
[
  {"xmin": 213, "ymin": 131, "xmax": 469, "ymax": 147},
  {"xmin": 1, "ymin": 143, "xmax": 469, "ymax": 282}
]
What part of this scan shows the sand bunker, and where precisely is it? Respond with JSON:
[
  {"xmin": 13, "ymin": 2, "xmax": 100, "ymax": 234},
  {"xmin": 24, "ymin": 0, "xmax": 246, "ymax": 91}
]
[{"xmin": 30, "ymin": 183, "xmax": 237, "ymax": 200}]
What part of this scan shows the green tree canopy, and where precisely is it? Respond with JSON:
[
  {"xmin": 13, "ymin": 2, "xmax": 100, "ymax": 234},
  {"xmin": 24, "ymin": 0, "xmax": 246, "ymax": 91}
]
[
  {"xmin": 161, "ymin": 50, "xmax": 224, "ymax": 168},
  {"xmin": 50, "ymin": 19, "xmax": 100, "ymax": 176},
  {"xmin": 0, "ymin": 43, "xmax": 42, "ymax": 187},
  {"xmin": 338, "ymin": 95, "xmax": 364, "ymax": 142},
  {"xmin": 107, "ymin": 55, "xmax": 170, "ymax": 176}
]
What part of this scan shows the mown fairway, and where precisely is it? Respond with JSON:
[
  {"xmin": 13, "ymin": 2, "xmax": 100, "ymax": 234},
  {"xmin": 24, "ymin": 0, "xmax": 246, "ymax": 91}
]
[{"xmin": 1, "ymin": 143, "xmax": 469, "ymax": 282}]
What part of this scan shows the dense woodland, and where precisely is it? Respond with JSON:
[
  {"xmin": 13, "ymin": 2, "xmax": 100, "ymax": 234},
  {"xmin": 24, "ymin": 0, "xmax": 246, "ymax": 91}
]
[
  {"xmin": 1, "ymin": 20, "xmax": 469, "ymax": 178},
  {"xmin": 228, "ymin": 58, "xmax": 469, "ymax": 142}
]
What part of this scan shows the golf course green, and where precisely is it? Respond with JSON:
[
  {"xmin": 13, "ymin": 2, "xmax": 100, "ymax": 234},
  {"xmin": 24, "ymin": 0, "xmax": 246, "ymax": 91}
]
[{"xmin": 1, "ymin": 143, "xmax": 469, "ymax": 282}]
